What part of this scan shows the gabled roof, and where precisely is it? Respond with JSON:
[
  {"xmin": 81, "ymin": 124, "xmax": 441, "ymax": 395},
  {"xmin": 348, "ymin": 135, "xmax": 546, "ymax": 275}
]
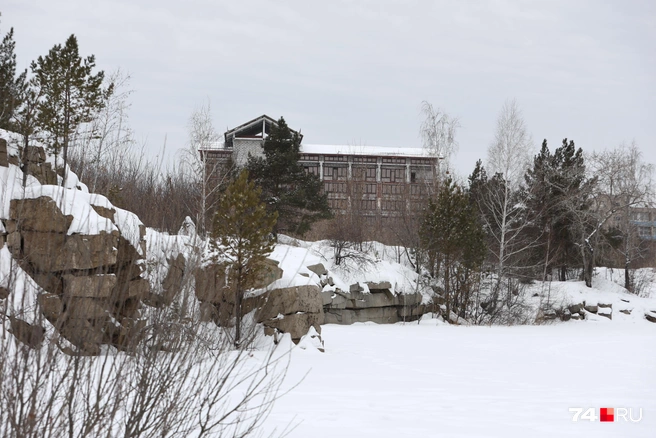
[{"xmin": 223, "ymin": 115, "xmax": 303, "ymax": 148}]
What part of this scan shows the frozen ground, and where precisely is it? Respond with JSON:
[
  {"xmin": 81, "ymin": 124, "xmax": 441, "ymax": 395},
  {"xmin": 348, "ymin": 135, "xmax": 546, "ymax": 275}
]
[{"xmin": 265, "ymin": 321, "xmax": 656, "ymax": 438}]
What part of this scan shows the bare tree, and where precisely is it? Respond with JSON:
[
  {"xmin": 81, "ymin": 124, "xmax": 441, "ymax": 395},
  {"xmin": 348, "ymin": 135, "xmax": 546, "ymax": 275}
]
[
  {"xmin": 590, "ymin": 141, "xmax": 654, "ymax": 291},
  {"xmin": 71, "ymin": 69, "xmax": 134, "ymax": 192},
  {"xmin": 1, "ymin": 248, "xmax": 290, "ymax": 438},
  {"xmin": 487, "ymin": 99, "xmax": 532, "ymax": 186},
  {"xmin": 420, "ymin": 101, "xmax": 460, "ymax": 180},
  {"xmin": 183, "ymin": 100, "xmax": 226, "ymax": 236}
]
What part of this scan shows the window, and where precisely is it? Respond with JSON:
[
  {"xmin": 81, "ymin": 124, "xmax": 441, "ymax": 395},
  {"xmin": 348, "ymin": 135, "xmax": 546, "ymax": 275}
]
[
  {"xmin": 638, "ymin": 226, "xmax": 652, "ymax": 237},
  {"xmin": 411, "ymin": 172, "xmax": 416, "ymax": 183}
]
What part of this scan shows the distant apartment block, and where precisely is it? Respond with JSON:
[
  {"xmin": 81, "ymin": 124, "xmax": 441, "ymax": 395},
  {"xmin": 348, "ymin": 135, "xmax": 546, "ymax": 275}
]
[
  {"xmin": 630, "ymin": 207, "xmax": 656, "ymax": 240},
  {"xmin": 199, "ymin": 115, "xmax": 439, "ymax": 217}
]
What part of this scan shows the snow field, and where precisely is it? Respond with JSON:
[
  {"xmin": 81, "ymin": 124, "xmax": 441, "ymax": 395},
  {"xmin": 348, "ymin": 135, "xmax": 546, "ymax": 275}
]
[{"xmin": 265, "ymin": 322, "xmax": 656, "ymax": 438}]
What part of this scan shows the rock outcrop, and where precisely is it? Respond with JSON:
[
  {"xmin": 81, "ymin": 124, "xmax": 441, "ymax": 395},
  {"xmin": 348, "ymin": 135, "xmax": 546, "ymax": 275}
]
[
  {"xmin": 4, "ymin": 192, "xmax": 148, "ymax": 354},
  {"xmin": 194, "ymin": 261, "xmax": 324, "ymax": 343},
  {"xmin": 322, "ymin": 281, "xmax": 426, "ymax": 324}
]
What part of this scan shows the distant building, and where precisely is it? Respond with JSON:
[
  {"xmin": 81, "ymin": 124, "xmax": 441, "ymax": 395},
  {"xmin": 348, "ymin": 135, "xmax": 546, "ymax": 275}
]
[
  {"xmin": 630, "ymin": 207, "xmax": 656, "ymax": 241},
  {"xmin": 199, "ymin": 115, "xmax": 440, "ymax": 218}
]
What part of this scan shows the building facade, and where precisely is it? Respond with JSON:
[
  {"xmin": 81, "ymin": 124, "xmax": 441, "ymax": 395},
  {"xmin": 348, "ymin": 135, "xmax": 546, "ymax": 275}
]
[
  {"xmin": 199, "ymin": 115, "xmax": 439, "ymax": 218},
  {"xmin": 630, "ymin": 207, "xmax": 656, "ymax": 241}
]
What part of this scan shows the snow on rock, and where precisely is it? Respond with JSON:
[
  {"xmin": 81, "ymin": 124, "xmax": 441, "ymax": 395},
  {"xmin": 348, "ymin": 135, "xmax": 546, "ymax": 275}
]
[{"xmin": 23, "ymin": 185, "xmax": 115, "ymax": 235}]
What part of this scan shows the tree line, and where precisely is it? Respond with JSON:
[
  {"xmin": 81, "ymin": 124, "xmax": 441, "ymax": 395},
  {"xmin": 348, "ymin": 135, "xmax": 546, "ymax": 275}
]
[{"xmin": 413, "ymin": 100, "xmax": 654, "ymax": 323}]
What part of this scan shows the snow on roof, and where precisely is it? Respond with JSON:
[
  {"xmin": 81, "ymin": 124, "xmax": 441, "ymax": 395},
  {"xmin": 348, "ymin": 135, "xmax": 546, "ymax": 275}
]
[
  {"xmin": 197, "ymin": 139, "xmax": 433, "ymax": 159},
  {"xmin": 301, "ymin": 144, "xmax": 431, "ymax": 158}
]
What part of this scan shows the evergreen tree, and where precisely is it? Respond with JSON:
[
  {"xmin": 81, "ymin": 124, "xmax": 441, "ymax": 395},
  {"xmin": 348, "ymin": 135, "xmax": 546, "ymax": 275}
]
[
  {"xmin": 524, "ymin": 139, "xmax": 596, "ymax": 283},
  {"xmin": 247, "ymin": 117, "xmax": 331, "ymax": 235},
  {"xmin": 420, "ymin": 179, "xmax": 487, "ymax": 319},
  {"xmin": 211, "ymin": 170, "xmax": 278, "ymax": 347},
  {"xmin": 0, "ymin": 14, "xmax": 25, "ymax": 130},
  {"xmin": 32, "ymin": 34, "xmax": 111, "ymax": 182}
]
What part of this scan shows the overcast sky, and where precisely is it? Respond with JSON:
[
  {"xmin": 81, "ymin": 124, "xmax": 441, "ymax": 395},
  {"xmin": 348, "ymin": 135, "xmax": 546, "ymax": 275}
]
[{"xmin": 3, "ymin": 0, "xmax": 655, "ymax": 177}]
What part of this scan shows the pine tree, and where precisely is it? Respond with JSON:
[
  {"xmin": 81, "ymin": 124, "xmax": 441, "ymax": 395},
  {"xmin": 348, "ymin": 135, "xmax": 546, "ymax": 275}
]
[
  {"xmin": 0, "ymin": 14, "xmax": 26, "ymax": 130},
  {"xmin": 211, "ymin": 170, "xmax": 278, "ymax": 347},
  {"xmin": 247, "ymin": 117, "xmax": 331, "ymax": 235},
  {"xmin": 32, "ymin": 34, "xmax": 111, "ymax": 182},
  {"xmin": 420, "ymin": 179, "xmax": 486, "ymax": 319},
  {"xmin": 524, "ymin": 139, "xmax": 596, "ymax": 284}
]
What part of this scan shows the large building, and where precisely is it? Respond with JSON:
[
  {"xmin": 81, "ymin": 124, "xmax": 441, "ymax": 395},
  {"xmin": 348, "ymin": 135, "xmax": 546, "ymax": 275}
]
[{"xmin": 199, "ymin": 115, "xmax": 440, "ymax": 218}]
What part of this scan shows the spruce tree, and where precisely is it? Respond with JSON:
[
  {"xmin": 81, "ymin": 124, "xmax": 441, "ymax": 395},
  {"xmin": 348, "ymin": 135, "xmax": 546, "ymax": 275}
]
[
  {"xmin": 247, "ymin": 117, "xmax": 331, "ymax": 235},
  {"xmin": 0, "ymin": 14, "xmax": 25, "ymax": 130},
  {"xmin": 32, "ymin": 34, "xmax": 111, "ymax": 182},
  {"xmin": 211, "ymin": 170, "xmax": 278, "ymax": 347}
]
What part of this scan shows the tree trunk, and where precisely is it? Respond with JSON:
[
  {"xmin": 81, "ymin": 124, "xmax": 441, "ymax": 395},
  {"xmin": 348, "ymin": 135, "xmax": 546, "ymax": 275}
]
[{"xmin": 624, "ymin": 259, "xmax": 632, "ymax": 292}]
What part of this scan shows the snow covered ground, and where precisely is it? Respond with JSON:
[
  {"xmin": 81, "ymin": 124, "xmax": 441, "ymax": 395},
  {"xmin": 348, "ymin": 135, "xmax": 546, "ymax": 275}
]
[{"xmin": 265, "ymin": 322, "xmax": 656, "ymax": 438}]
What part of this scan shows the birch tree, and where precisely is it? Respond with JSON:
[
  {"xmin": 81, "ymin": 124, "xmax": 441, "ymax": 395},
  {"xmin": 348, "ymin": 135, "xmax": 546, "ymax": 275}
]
[
  {"xmin": 184, "ymin": 100, "xmax": 227, "ymax": 236},
  {"xmin": 420, "ymin": 101, "xmax": 459, "ymax": 181},
  {"xmin": 475, "ymin": 99, "xmax": 534, "ymax": 301}
]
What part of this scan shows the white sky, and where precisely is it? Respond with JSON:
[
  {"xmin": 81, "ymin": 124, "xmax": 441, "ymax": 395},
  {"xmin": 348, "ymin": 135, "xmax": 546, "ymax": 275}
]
[{"xmin": 2, "ymin": 0, "xmax": 655, "ymax": 178}]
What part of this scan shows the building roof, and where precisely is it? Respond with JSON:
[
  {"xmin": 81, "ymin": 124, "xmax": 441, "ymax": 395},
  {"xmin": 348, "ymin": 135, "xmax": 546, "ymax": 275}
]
[
  {"xmin": 301, "ymin": 144, "xmax": 431, "ymax": 158},
  {"xmin": 223, "ymin": 114, "xmax": 303, "ymax": 146}
]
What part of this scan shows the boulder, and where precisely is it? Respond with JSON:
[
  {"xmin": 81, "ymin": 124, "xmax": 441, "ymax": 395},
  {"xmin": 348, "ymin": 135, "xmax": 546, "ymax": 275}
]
[
  {"xmin": 116, "ymin": 235, "xmax": 143, "ymax": 265},
  {"xmin": 349, "ymin": 283, "xmax": 364, "ymax": 293},
  {"xmin": 38, "ymin": 293, "xmax": 64, "ymax": 320},
  {"xmin": 161, "ymin": 254, "xmax": 185, "ymax": 302},
  {"xmin": 91, "ymin": 205, "xmax": 116, "ymax": 221},
  {"xmin": 448, "ymin": 310, "xmax": 472, "ymax": 325},
  {"xmin": 195, "ymin": 263, "xmax": 230, "ymax": 304},
  {"xmin": 9, "ymin": 317, "xmax": 45, "ymax": 349},
  {"xmin": 10, "ymin": 197, "xmax": 73, "ymax": 233},
  {"xmin": 31, "ymin": 272, "xmax": 63, "ymax": 295},
  {"xmin": 64, "ymin": 297, "xmax": 109, "ymax": 319},
  {"xmin": 63, "ymin": 274, "xmax": 117, "ymax": 298},
  {"xmin": 115, "ymin": 297, "xmax": 141, "ymax": 319},
  {"xmin": 568, "ymin": 303, "xmax": 583, "ymax": 314},
  {"xmin": 26, "ymin": 162, "xmax": 58, "ymax": 185},
  {"xmin": 366, "ymin": 281, "xmax": 392, "ymax": 291},
  {"xmin": 598, "ymin": 303, "xmax": 612, "ymax": 309},
  {"xmin": 397, "ymin": 292, "xmax": 422, "ymax": 307},
  {"xmin": 22, "ymin": 231, "xmax": 118, "ymax": 271},
  {"xmin": 199, "ymin": 302, "xmax": 220, "ymax": 322},
  {"xmin": 307, "ymin": 263, "xmax": 327, "ymax": 277},
  {"xmin": 321, "ymin": 291, "xmax": 334, "ymax": 306},
  {"xmin": 194, "ymin": 258, "xmax": 282, "ymax": 304},
  {"xmin": 324, "ymin": 306, "xmax": 400, "ymax": 325},
  {"xmin": 253, "ymin": 285, "xmax": 323, "ymax": 321},
  {"xmin": 350, "ymin": 290, "xmax": 397, "ymax": 308},
  {"xmin": 59, "ymin": 319, "xmax": 104, "ymax": 352},
  {"xmin": 25, "ymin": 146, "xmax": 46, "ymax": 163},
  {"xmin": 598, "ymin": 307, "xmax": 612, "ymax": 320},
  {"xmin": 561, "ymin": 309, "xmax": 571, "ymax": 321},
  {"xmin": 0, "ymin": 138, "xmax": 7, "ymax": 167},
  {"xmin": 397, "ymin": 303, "xmax": 427, "ymax": 320},
  {"xmin": 125, "ymin": 278, "xmax": 150, "ymax": 300},
  {"xmin": 570, "ymin": 313, "xmax": 581, "ymax": 320},
  {"xmin": 263, "ymin": 312, "xmax": 323, "ymax": 341},
  {"xmin": 619, "ymin": 309, "xmax": 632, "ymax": 315},
  {"xmin": 645, "ymin": 312, "xmax": 656, "ymax": 323},
  {"xmin": 6, "ymin": 231, "xmax": 21, "ymax": 257},
  {"xmin": 583, "ymin": 303, "xmax": 598, "ymax": 314}
]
